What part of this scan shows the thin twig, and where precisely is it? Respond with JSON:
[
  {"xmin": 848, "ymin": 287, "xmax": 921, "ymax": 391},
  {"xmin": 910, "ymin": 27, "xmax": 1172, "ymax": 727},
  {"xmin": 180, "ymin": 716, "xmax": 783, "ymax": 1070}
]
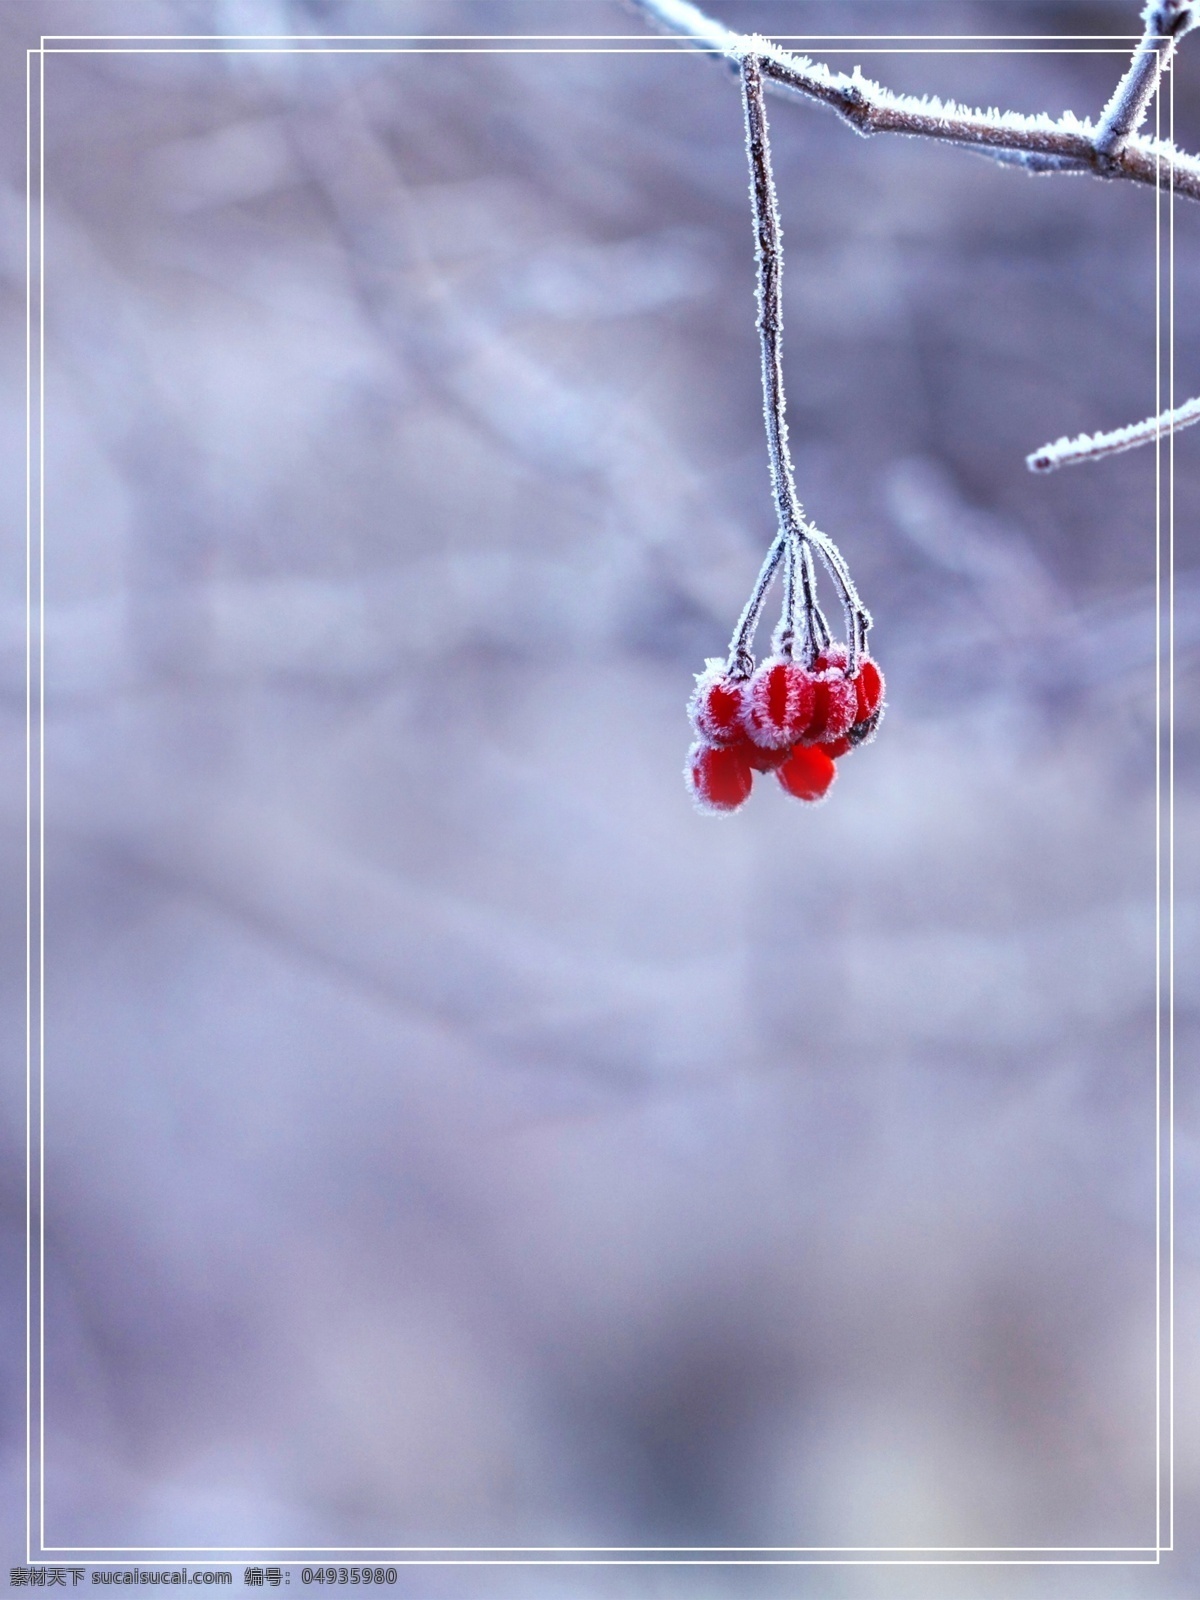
[
  {"xmin": 1028, "ymin": 395, "xmax": 1200, "ymax": 470},
  {"xmin": 797, "ymin": 537, "xmax": 830, "ymax": 658},
  {"xmin": 1096, "ymin": 0, "xmax": 1197, "ymax": 162},
  {"xmin": 806, "ymin": 524, "xmax": 871, "ymax": 668},
  {"xmin": 772, "ymin": 531, "xmax": 799, "ymax": 656},
  {"xmin": 726, "ymin": 531, "xmax": 785, "ymax": 676}
]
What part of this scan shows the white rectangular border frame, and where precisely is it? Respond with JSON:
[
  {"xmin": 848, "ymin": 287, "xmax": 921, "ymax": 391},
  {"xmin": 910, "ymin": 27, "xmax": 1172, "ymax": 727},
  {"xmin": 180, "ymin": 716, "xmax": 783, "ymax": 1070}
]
[{"xmin": 25, "ymin": 17, "xmax": 1176, "ymax": 1569}]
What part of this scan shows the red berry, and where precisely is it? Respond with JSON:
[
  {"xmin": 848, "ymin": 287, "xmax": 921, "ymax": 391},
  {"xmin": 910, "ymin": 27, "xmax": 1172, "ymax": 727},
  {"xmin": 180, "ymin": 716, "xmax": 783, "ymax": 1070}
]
[
  {"xmin": 846, "ymin": 705, "xmax": 883, "ymax": 748},
  {"xmin": 817, "ymin": 648, "xmax": 884, "ymax": 717},
  {"xmin": 686, "ymin": 741, "xmax": 753, "ymax": 813},
  {"xmin": 744, "ymin": 741, "xmax": 789, "ymax": 773},
  {"xmin": 688, "ymin": 662, "xmax": 748, "ymax": 746},
  {"xmin": 802, "ymin": 643, "xmax": 858, "ymax": 744},
  {"xmin": 776, "ymin": 743, "xmax": 837, "ymax": 803},
  {"xmin": 803, "ymin": 671, "xmax": 857, "ymax": 744},
  {"xmin": 853, "ymin": 658, "xmax": 884, "ymax": 722},
  {"xmin": 745, "ymin": 656, "xmax": 817, "ymax": 748},
  {"xmin": 820, "ymin": 734, "xmax": 853, "ymax": 759}
]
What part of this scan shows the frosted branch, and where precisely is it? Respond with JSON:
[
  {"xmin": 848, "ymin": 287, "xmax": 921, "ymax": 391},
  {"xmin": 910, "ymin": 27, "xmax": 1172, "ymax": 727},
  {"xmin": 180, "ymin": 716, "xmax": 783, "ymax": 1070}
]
[
  {"xmin": 1095, "ymin": 0, "xmax": 1197, "ymax": 164},
  {"xmin": 630, "ymin": 0, "xmax": 1200, "ymax": 472},
  {"xmin": 1027, "ymin": 395, "xmax": 1200, "ymax": 471},
  {"xmin": 627, "ymin": 0, "xmax": 1200, "ymax": 202}
]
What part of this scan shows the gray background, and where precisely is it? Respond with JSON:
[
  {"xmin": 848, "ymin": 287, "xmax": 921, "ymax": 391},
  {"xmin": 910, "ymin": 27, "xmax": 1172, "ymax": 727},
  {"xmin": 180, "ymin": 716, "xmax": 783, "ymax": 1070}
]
[{"xmin": 2, "ymin": 0, "xmax": 1198, "ymax": 1592}]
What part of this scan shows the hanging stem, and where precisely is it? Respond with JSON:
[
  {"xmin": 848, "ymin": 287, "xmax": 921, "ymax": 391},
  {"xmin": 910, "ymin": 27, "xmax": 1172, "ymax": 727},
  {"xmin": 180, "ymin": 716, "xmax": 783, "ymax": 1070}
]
[
  {"xmin": 725, "ymin": 530, "xmax": 786, "ymax": 677},
  {"xmin": 741, "ymin": 51, "xmax": 872, "ymax": 675},
  {"xmin": 741, "ymin": 54, "xmax": 806, "ymax": 554},
  {"xmin": 796, "ymin": 535, "xmax": 830, "ymax": 661},
  {"xmin": 807, "ymin": 526, "xmax": 872, "ymax": 673},
  {"xmin": 772, "ymin": 532, "xmax": 799, "ymax": 657}
]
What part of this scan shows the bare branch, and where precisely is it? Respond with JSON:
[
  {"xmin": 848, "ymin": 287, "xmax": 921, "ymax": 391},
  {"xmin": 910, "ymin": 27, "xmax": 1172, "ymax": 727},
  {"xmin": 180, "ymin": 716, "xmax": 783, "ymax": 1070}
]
[
  {"xmin": 1028, "ymin": 396, "xmax": 1200, "ymax": 471},
  {"xmin": 626, "ymin": 0, "xmax": 1200, "ymax": 201}
]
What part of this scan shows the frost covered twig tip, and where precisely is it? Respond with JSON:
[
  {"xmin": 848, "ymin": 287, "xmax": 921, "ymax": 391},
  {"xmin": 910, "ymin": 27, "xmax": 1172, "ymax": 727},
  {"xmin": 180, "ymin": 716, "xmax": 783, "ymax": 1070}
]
[{"xmin": 1028, "ymin": 396, "xmax": 1200, "ymax": 471}]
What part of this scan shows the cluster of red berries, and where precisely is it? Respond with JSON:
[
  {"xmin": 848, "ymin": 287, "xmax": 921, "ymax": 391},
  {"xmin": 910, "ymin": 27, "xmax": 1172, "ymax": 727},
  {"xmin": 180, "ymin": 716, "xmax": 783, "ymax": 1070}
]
[{"xmin": 686, "ymin": 646, "xmax": 884, "ymax": 811}]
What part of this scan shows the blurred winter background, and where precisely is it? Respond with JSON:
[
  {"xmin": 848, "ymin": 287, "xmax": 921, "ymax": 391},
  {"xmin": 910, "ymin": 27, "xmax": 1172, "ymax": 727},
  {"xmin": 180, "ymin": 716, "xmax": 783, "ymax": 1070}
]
[{"xmin": 1, "ymin": 0, "xmax": 1199, "ymax": 1590}]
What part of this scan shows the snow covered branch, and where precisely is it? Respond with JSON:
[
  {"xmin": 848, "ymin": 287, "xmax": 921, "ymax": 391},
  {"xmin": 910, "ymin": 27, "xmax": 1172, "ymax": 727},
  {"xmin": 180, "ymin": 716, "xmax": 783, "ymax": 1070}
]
[
  {"xmin": 1096, "ymin": 0, "xmax": 1197, "ymax": 165},
  {"xmin": 1028, "ymin": 395, "xmax": 1200, "ymax": 471},
  {"xmin": 627, "ymin": 0, "xmax": 1200, "ymax": 469},
  {"xmin": 628, "ymin": 0, "xmax": 1198, "ymax": 198}
]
